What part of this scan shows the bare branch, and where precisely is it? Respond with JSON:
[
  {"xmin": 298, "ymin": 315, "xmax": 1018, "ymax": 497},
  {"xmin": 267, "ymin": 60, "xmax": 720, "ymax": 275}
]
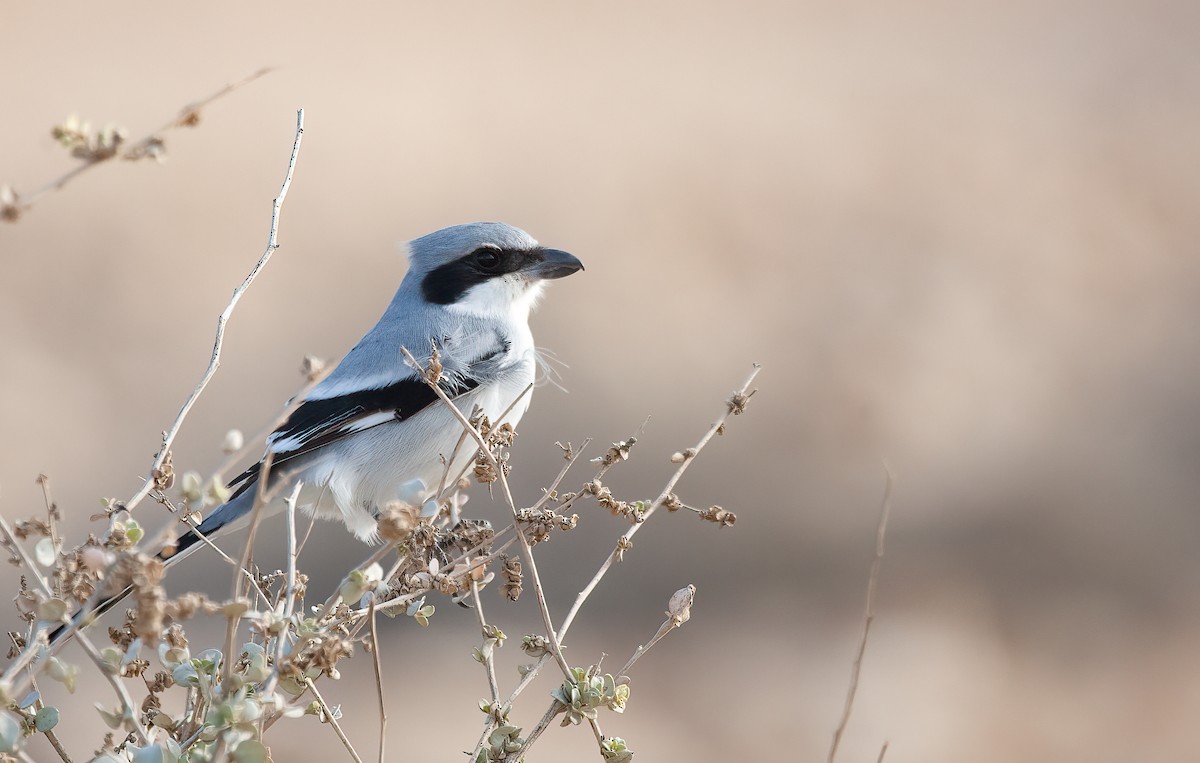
[
  {"xmin": 471, "ymin": 583, "xmax": 502, "ymax": 709},
  {"xmin": 828, "ymin": 463, "xmax": 894, "ymax": 763},
  {"xmin": 617, "ymin": 584, "xmax": 696, "ymax": 678},
  {"xmin": 305, "ymin": 678, "xmax": 366, "ymax": 763},
  {"xmin": 5, "ymin": 68, "xmax": 273, "ymax": 220},
  {"xmin": 558, "ymin": 364, "xmax": 761, "ymax": 642},
  {"xmin": 256, "ymin": 481, "xmax": 305, "ymax": 704},
  {"xmin": 368, "ymin": 598, "xmax": 388, "ymax": 763},
  {"xmin": 398, "ymin": 346, "xmax": 574, "ymax": 682},
  {"xmin": 125, "ymin": 106, "xmax": 304, "ymax": 517}
]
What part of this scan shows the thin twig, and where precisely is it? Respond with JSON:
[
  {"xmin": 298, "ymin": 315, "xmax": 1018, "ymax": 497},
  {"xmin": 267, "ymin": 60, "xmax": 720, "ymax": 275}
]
[
  {"xmin": 223, "ymin": 450, "xmax": 277, "ymax": 684},
  {"xmin": 282, "ymin": 481, "xmax": 302, "ymax": 619},
  {"xmin": 258, "ymin": 482, "xmax": 304, "ymax": 701},
  {"xmin": 468, "ymin": 581, "xmax": 503, "ymax": 762},
  {"xmin": 509, "ymin": 702, "xmax": 562, "ymax": 759},
  {"xmin": 14, "ymin": 68, "xmax": 273, "ymax": 212},
  {"xmin": 1, "ymin": 620, "xmax": 46, "ymax": 687},
  {"xmin": 36, "ymin": 474, "xmax": 61, "ymax": 556},
  {"xmin": 616, "ymin": 602, "xmax": 689, "ymax": 678},
  {"xmin": 72, "ymin": 631, "xmax": 153, "ymax": 745},
  {"xmin": 43, "ymin": 727, "xmax": 73, "ymax": 763},
  {"xmin": 192, "ymin": 168, "xmax": 319, "ymax": 680},
  {"xmin": 124, "ymin": 106, "xmax": 303, "ymax": 516},
  {"xmin": 437, "ymin": 383, "xmax": 534, "ymax": 504},
  {"xmin": 398, "ymin": 347, "xmax": 573, "ymax": 681},
  {"xmin": 305, "ymin": 678, "xmax": 366, "ymax": 763},
  {"xmin": 472, "ymin": 582, "xmax": 501, "ymax": 707},
  {"xmin": 877, "ymin": 741, "xmax": 890, "ymax": 763},
  {"xmin": 828, "ymin": 464, "xmax": 893, "ymax": 763},
  {"xmin": 504, "ymin": 368, "xmax": 761, "ymax": 759},
  {"xmin": 296, "ymin": 507, "xmax": 320, "ymax": 558},
  {"xmin": 154, "ymin": 493, "xmax": 273, "ymax": 604},
  {"xmin": 367, "ymin": 598, "xmax": 388, "ymax": 763},
  {"xmin": 24, "ymin": 676, "xmax": 75, "ymax": 763},
  {"xmin": 558, "ymin": 365, "xmax": 761, "ymax": 642},
  {"xmin": 527, "ymin": 438, "xmax": 593, "ymax": 513}
]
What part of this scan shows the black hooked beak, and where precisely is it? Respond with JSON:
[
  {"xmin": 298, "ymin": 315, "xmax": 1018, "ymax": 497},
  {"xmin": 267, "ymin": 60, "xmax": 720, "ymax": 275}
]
[{"xmin": 526, "ymin": 248, "xmax": 584, "ymax": 280}]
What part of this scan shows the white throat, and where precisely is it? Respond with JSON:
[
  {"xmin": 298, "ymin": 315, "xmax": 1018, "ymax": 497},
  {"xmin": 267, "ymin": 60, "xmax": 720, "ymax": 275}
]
[{"xmin": 447, "ymin": 276, "xmax": 546, "ymax": 323}]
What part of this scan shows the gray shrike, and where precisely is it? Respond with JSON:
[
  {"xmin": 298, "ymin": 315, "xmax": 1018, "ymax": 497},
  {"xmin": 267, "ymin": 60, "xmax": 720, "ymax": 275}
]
[
  {"xmin": 52, "ymin": 222, "xmax": 581, "ymax": 643},
  {"xmin": 186, "ymin": 221, "xmax": 582, "ymax": 553}
]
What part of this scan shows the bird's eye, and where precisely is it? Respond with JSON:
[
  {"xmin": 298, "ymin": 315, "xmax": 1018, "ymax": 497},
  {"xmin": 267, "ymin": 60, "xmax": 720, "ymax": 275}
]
[{"xmin": 472, "ymin": 248, "xmax": 501, "ymax": 271}]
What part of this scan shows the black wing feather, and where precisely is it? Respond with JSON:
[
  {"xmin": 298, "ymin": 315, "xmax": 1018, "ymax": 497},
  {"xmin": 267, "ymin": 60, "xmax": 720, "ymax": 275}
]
[{"xmin": 226, "ymin": 373, "xmax": 481, "ymax": 500}]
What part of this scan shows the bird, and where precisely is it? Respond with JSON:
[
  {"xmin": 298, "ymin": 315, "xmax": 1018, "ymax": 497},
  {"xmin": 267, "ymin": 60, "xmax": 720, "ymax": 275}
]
[{"xmin": 51, "ymin": 221, "xmax": 582, "ymax": 644}]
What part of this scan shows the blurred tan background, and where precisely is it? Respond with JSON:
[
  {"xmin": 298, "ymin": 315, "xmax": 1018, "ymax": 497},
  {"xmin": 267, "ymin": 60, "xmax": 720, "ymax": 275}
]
[{"xmin": 3, "ymin": 1, "xmax": 1200, "ymax": 760}]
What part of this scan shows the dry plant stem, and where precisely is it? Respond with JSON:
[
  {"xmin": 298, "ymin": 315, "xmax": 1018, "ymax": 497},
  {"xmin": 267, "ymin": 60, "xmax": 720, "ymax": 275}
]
[
  {"xmin": 877, "ymin": 741, "xmax": 890, "ymax": 763},
  {"xmin": 398, "ymin": 347, "xmax": 574, "ymax": 681},
  {"xmin": 37, "ymin": 475, "xmax": 61, "ymax": 554},
  {"xmin": 505, "ymin": 699, "xmax": 604, "ymax": 763},
  {"xmin": 507, "ymin": 683, "xmax": 606, "ymax": 762},
  {"xmin": 500, "ymin": 653, "xmax": 544, "ymax": 708},
  {"xmin": 258, "ymin": 483, "xmax": 304, "ymax": 700},
  {"xmin": 179, "ymin": 726, "xmax": 206, "ymax": 753},
  {"xmin": 124, "ymin": 106, "xmax": 304, "ymax": 516},
  {"xmin": 466, "ymin": 442, "xmax": 594, "ymax": 705},
  {"xmin": 367, "ymin": 599, "xmax": 388, "ymax": 763},
  {"xmin": 1, "ymin": 621, "xmax": 45, "ymax": 688},
  {"xmin": 305, "ymin": 678, "xmax": 366, "ymax": 763},
  {"xmin": 471, "ymin": 584, "xmax": 501, "ymax": 705},
  {"xmin": 527, "ymin": 438, "xmax": 593, "ymax": 513},
  {"xmin": 296, "ymin": 508, "xmax": 320, "ymax": 558},
  {"xmin": 617, "ymin": 617, "xmax": 679, "ymax": 678},
  {"xmin": 43, "ymin": 727, "xmax": 73, "ymax": 763},
  {"xmin": 468, "ymin": 582, "xmax": 503, "ymax": 762},
  {"xmin": 18, "ymin": 68, "xmax": 273, "ymax": 210},
  {"xmin": 506, "ymin": 367, "xmax": 762, "ymax": 760},
  {"xmin": 0, "ymin": 515, "xmax": 150, "ymax": 745},
  {"xmin": 26, "ymin": 676, "xmax": 73, "ymax": 763},
  {"xmin": 828, "ymin": 464, "xmax": 894, "ymax": 763},
  {"xmin": 474, "ymin": 444, "xmax": 572, "ymax": 681},
  {"xmin": 437, "ymin": 383, "xmax": 534, "ymax": 502},
  {"xmin": 157, "ymin": 499, "xmax": 272, "ymax": 604},
  {"xmin": 0, "ymin": 517, "xmax": 69, "ymax": 671},
  {"xmin": 282, "ymin": 481, "xmax": 303, "ymax": 619},
  {"xmin": 558, "ymin": 364, "xmax": 761, "ymax": 642},
  {"xmin": 511, "ymin": 702, "xmax": 563, "ymax": 759},
  {"xmin": 71, "ymin": 630, "xmax": 151, "ymax": 745},
  {"xmin": 437, "ymin": 429, "xmax": 471, "ymax": 499},
  {"xmin": 222, "ymin": 451, "xmax": 279, "ymax": 684}
]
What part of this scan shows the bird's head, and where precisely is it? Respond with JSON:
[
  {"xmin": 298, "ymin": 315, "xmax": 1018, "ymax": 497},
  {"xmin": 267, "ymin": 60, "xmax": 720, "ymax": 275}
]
[{"xmin": 405, "ymin": 222, "xmax": 583, "ymax": 318}]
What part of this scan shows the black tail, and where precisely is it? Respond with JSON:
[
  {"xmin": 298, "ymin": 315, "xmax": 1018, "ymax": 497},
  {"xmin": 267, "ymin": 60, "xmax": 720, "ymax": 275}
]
[
  {"xmin": 47, "ymin": 583, "xmax": 134, "ymax": 646},
  {"xmin": 46, "ymin": 531, "xmax": 203, "ymax": 647}
]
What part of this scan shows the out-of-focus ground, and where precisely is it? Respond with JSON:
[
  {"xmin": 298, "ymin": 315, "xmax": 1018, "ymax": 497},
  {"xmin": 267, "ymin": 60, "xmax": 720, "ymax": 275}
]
[{"xmin": 3, "ymin": 1, "xmax": 1200, "ymax": 760}]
